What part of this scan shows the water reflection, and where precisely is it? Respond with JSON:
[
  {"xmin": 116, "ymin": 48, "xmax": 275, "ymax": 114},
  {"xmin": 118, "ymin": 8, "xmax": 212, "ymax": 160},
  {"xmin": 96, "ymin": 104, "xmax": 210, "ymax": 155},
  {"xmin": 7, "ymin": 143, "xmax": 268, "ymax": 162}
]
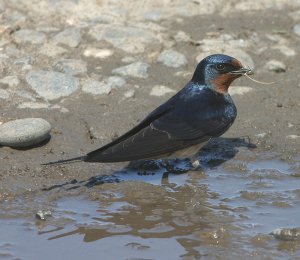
[
  {"xmin": 36, "ymin": 137, "xmax": 257, "ymax": 258},
  {"xmin": 2, "ymin": 137, "xmax": 300, "ymax": 259}
]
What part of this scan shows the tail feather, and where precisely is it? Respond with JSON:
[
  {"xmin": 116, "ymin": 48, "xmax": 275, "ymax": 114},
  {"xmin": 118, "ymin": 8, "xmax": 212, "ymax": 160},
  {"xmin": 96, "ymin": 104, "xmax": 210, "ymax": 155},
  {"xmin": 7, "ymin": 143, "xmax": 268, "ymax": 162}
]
[{"xmin": 42, "ymin": 156, "xmax": 85, "ymax": 166}]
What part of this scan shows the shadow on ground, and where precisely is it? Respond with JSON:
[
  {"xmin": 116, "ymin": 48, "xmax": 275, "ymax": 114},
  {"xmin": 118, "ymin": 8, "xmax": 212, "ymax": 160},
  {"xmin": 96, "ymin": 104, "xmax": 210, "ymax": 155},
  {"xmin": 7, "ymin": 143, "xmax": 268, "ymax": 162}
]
[{"xmin": 43, "ymin": 137, "xmax": 256, "ymax": 190}]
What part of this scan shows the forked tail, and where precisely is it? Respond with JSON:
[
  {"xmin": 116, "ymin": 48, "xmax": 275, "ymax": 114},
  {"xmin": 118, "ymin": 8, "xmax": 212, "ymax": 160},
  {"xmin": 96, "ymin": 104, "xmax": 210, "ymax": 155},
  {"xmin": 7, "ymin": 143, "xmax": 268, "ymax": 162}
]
[{"xmin": 42, "ymin": 156, "xmax": 86, "ymax": 166}]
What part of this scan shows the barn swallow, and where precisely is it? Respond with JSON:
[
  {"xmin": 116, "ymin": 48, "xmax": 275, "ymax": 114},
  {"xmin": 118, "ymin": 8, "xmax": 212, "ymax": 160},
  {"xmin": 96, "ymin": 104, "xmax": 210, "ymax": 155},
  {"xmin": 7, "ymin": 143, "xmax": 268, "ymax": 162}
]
[{"xmin": 44, "ymin": 54, "xmax": 253, "ymax": 167}]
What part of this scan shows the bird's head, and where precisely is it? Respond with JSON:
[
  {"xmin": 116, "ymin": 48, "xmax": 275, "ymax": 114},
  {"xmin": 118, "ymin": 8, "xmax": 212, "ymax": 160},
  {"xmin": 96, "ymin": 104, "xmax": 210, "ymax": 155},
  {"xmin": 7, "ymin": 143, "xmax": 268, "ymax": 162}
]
[{"xmin": 192, "ymin": 54, "xmax": 253, "ymax": 94}]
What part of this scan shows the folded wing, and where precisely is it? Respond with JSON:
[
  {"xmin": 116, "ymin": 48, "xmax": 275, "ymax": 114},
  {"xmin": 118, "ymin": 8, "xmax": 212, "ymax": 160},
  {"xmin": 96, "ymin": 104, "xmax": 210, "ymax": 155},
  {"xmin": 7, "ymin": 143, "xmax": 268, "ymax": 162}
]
[{"xmin": 85, "ymin": 84, "xmax": 236, "ymax": 162}]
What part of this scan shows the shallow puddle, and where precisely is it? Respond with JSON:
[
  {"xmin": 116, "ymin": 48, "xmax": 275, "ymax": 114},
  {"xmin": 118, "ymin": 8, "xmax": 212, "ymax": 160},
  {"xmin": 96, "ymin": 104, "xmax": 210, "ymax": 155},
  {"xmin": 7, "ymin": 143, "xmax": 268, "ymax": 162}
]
[{"xmin": 1, "ymin": 147, "xmax": 300, "ymax": 259}]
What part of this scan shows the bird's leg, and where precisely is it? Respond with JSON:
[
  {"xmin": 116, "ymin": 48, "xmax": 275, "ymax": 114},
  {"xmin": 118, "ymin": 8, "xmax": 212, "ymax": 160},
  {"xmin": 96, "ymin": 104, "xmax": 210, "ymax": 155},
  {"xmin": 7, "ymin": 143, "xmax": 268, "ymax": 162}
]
[{"xmin": 163, "ymin": 159, "xmax": 173, "ymax": 171}]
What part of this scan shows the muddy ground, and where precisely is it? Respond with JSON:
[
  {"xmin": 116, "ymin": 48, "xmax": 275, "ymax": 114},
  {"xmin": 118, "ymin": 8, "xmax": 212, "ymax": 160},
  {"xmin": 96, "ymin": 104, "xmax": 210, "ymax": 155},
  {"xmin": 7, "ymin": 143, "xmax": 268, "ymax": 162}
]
[
  {"xmin": 0, "ymin": 1, "xmax": 300, "ymax": 259},
  {"xmin": 1, "ymin": 7, "xmax": 299, "ymax": 200}
]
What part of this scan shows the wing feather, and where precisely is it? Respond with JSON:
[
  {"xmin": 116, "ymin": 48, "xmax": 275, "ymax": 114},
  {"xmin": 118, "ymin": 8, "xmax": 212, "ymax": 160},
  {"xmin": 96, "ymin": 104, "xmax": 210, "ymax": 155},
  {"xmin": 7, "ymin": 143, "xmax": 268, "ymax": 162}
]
[{"xmin": 85, "ymin": 83, "xmax": 236, "ymax": 162}]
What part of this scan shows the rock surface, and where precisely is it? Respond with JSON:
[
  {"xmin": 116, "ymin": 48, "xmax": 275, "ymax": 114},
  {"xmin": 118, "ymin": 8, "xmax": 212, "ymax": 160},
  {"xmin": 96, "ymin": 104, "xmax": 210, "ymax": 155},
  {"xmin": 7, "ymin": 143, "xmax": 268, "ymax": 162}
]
[
  {"xmin": 53, "ymin": 59, "xmax": 87, "ymax": 75},
  {"xmin": 150, "ymin": 85, "xmax": 175, "ymax": 96},
  {"xmin": 26, "ymin": 70, "xmax": 79, "ymax": 100},
  {"xmin": 265, "ymin": 60, "xmax": 286, "ymax": 72},
  {"xmin": 0, "ymin": 118, "xmax": 51, "ymax": 148},
  {"xmin": 82, "ymin": 80, "xmax": 112, "ymax": 95},
  {"xmin": 53, "ymin": 28, "xmax": 81, "ymax": 48},
  {"xmin": 112, "ymin": 62, "xmax": 150, "ymax": 78},
  {"xmin": 157, "ymin": 50, "xmax": 187, "ymax": 68},
  {"xmin": 13, "ymin": 29, "xmax": 46, "ymax": 44}
]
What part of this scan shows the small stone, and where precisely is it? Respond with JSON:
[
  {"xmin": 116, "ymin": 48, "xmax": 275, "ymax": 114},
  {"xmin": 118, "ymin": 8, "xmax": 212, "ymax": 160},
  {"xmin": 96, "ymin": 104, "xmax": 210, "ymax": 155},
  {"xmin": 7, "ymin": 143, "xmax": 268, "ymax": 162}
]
[
  {"xmin": 39, "ymin": 43, "xmax": 67, "ymax": 57},
  {"xmin": 272, "ymin": 45, "xmax": 296, "ymax": 57},
  {"xmin": 229, "ymin": 86, "xmax": 253, "ymax": 96},
  {"xmin": 82, "ymin": 80, "xmax": 112, "ymax": 95},
  {"xmin": 0, "ymin": 89, "xmax": 10, "ymax": 99},
  {"xmin": 36, "ymin": 210, "xmax": 52, "ymax": 220},
  {"xmin": 16, "ymin": 91, "xmax": 36, "ymax": 101},
  {"xmin": 0, "ymin": 76, "xmax": 19, "ymax": 88},
  {"xmin": 122, "ymin": 57, "xmax": 136, "ymax": 63},
  {"xmin": 255, "ymin": 133, "xmax": 267, "ymax": 138},
  {"xmin": 13, "ymin": 29, "xmax": 46, "ymax": 44},
  {"xmin": 157, "ymin": 49, "xmax": 187, "ymax": 68},
  {"xmin": 0, "ymin": 118, "xmax": 51, "ymax": 148},
  {"xmin": 124, "ymin": 89, "xmax": 135, "ymax": 98},
  {"xmin": 53, "ymin": 28, "xmax": 81, "ymax": 48},
  {"xmin": 53, "ymin": 59, "xmax": 87, "ymax": 75},
  {"xmin": 26, "ymin": 70, "xmax": 79, "ymax": 100},
  {"xmin": 292, "ymin": 24, "xmax": 300, "ymax": 36},
  {"xmin": 265, "ymin": 60, "xmax": 286, "ymax": 73},
  {"xmin": 37, "ymin": 26, "xmax": 60, "ymax": 33},
  {"xmin": 14, "ymin": 56, "xmax": 34, "ymax": 66},
  {"xmin": 112, "ymin": 62, "xmax": 150, "ymax": 78},
  {"xmin": 150, "ymin": 85, "xmax": 175, "ymax": 96},
  {"xmin": 5, "ymin": 46, "xmax": 23, "ymax": 57},
  {"xmin": 18, "ymin": 102, "xmax": 50, "ymax": 109},
  {"xmin": 90, "ymin": 25, "xmax": 157, "ymax": 53},
  {"xmin": 174, "ymin": 31, "xmax": 191, "ymax": 42},
  {"xmin": 286, "ymin": 135, "xmax": 300, "ymax": 139},
  {"xmin": 107, "ymin": 76, "xmax": 126, "ymax": 88},
  {"xmin": 271, "ymin": 227, "xmax": 300, "ymax": 241},
  {"xmin": 83, "ymin": 48, "xmax": 113, "ymax": 59},
  {"xmin": 50, "ymin": 105, "xmax": 69, "ymax": 113},
  {"xmin": 143, "ymin": 10, "xmax": 163, "ymax": 21}
]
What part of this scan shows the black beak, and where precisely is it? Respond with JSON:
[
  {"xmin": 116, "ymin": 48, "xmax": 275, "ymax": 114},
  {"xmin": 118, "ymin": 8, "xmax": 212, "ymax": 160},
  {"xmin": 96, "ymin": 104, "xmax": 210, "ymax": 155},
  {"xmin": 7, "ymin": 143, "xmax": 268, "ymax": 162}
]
[{"xmin": 229, "ymin": 67, "xmax": 254, "ymax": 75}]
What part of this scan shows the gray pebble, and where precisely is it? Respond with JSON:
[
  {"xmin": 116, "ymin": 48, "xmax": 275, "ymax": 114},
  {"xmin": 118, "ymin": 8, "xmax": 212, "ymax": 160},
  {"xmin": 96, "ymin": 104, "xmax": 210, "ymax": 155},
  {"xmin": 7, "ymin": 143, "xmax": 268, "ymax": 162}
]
[
  {"xmin": 14, "ymin": 56, "xmax": 34, "ymax": 66},
  {"xmin": 271, "ymin": 227, "xmax": 300, "ymax": 241},
  {"xmin": 0, "ymin": 89, "xmax": 10, "ymax": 99},
  {"xmin": 53, "ymin": 28, "xmax": 81, "ymax": 48},
  {"xmin": 0, "ymin": 76, "xmax": 19, "ymax": 88},
  {"xmin": 273, "ymin": 45, "xmax": 296, "ymax": 57},
  {"xmin": 0, "ymin": 118, "xmax": 51, "ymax": 148},
  {"xmin": 143, "ymin": 10, "xmax": 163, "ymax": 21},
  {"xmin": 124, "ymin": 89, "xmax": 135, "ymax": 98},
  {"xmin": 265, "ymin": 60, "xmax": 286, "ymax": 73},
  {"xmin": 112, "ymin": 62, "xmax": 150, "ymax": 78},
  {"xmin": 39, "ymin": 43, "xmax": 67, "ymax": 57},
  {"xmin": 18, "ymin": 102, "xmax": 49, "ymax": 109},
  {"xmin": 90, "ymin": 25, "xmax": 157, "ymax": 53},
  {"xmin": 150, "ymin": 85, "xmax": 175, "ymax": 96},
  {"xmin": 13, "ymin": 29, "xmax": 46, "ymax": 44},
  {"xmin": 16, "ymin": 90, "xmax": 36, "ymax": 101},
  {"xmin": 174, "ymin": 31, "xmax": 191, "ymax": 42},
  {"xmin": 53, "ymin": 59, "xmax": 87, "ymax": 75},
  {"xmin": 36, "ymin": 210, "xmax": 52, "ymax": 220},
  {"xmin": 292, "ymin": 24, "xmax": 300, "ymax": 36},
  {"xmin": 107, "ymin": 76, "xmax": 126, "ymax": 88},
  {"xmin": 82, "ymin": 80, "xmax": 112, "ymax": 95},
  {"xmin": 157, "ymin": 49, "xmax": 187, "ymax": 68},
  {"xmin": 26, "ymin": 70, "xmax": 79, "ymax": 100},
  {"xmin": 83, "ymin": 48, "xmax": 113, "ymax": 59}
]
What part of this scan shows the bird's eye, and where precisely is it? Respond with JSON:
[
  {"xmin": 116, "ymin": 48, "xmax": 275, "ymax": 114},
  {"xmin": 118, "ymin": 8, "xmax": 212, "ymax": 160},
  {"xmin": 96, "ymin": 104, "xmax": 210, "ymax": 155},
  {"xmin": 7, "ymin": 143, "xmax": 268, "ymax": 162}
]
[{"xmin": 216, "ymin": 64, "xmax": 225, "ymax": 71}]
